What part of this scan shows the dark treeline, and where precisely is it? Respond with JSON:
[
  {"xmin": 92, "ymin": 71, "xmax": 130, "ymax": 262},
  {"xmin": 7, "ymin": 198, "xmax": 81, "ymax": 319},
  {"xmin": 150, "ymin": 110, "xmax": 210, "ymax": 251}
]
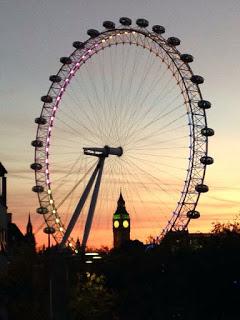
[{"xmin": 1, "ymin": 221, "xmax": 240, "ymax": 320}]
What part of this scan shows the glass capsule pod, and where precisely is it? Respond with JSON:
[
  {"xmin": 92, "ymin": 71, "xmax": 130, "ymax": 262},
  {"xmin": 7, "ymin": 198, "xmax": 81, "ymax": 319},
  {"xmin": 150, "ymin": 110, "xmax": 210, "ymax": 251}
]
[
  {"xmin": 167, "ymin": 37, "xmax": 181, "ymax": 46},
  {"xmin": 119, "ymin": 17, "xmax": 132, "ymax": 26},
  {"xmin": 152, "ymin": 25, "xmax": 165, "ymax": 34},
  {"xmin": 30, "ymin": 163, "xmax": 42, "ymax": 171},
  {"xmin": 60, "ymin": 57, "xmax": 72, "ymax": 64},
  {"xmin": 32, "ymin": 185, "xmax": 44, "ymax": 193},
  {"xmin": 195, "ymin": 184, "xmax": 209, "ymax": 193},
  {"xmin": 136, "ymin": 18, "xmax": 149, "ymax": 28}
]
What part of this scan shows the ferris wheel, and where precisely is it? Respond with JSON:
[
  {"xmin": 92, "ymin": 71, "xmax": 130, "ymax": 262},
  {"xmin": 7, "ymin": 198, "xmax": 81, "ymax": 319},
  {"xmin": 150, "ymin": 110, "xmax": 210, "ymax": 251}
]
[{"xmin": 31, "ymin": 17, "xmax": 214, "ymax": 251}]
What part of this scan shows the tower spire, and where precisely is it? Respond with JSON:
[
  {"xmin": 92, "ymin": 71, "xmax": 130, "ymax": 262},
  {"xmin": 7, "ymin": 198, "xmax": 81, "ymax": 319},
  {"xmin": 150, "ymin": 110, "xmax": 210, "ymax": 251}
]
[
  {"xmin": 25, "ymin": 213, "xmax": 36, "ymax": 251},
  {"xmin": 117, "ymin": 191, "xmax": 125, "ymax": 208},
  {"xmin": 26, "ymin": 212, "xmax": 33, "ymax": 235}
]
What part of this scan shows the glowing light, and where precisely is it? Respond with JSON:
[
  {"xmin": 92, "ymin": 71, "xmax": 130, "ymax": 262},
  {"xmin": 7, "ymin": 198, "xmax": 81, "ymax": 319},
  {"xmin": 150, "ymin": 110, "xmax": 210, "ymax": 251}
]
[
  {"xmin": 52, "ymin": 209, "xmax": 56, "ymax": 214},
  {"xmin": 55, "ymin": 218, "xmax": 60, "ymax": 223},
  {"xmin": 53, "ymin": 106, "xmax": 57, "ymax": 111},
  {"xmin": 65, "ymin": 78, "xmax": 69, "ymax": 82},
  {"xmin": 76, "ymin": 62, "xmax": 80, "ymax": 67},
  {"xmin": 123, "ymin": 220, "xmax": 129, "ymax": 228},
  {"xmin": 75, "ymin": 250, "xmax": 78, "ymax": 254},
  {"xmin": 61, "ymin": 88, "xmax": 64, "ymax": 92},
  {"xmin": 82, "ymin": 55, "xmax": 85, "ymax": 59},
  {"xmin": 88, "ymin": 49, "xmax": 92, "ymax": 53},
  {"xmin": 60, "ymin": 227, "xmax": 64, "ymax": 232},
  {"xmin": 93, "ymin": 256, "xmax": 102, "ymax": 259},
  {"xmin": 46, "ymin": 179, "xmax": 50, "ymax": 184},
  {"xmin": 69, "ymin": 243, "xmax": 73, "ymax": 247},
  {"xmin": 125, "ymin": 32, "xmax": 128, "ymax": 34},
  {"xmin": 85, "ymin": 252, "xmax": 99, "ymax": 256},
  {"xmin": 47, "ymin": 137, "xmax": 50, "ymax": 142},
  {"xmin": 70, "ymin": 70, "xmax": 74, "ymax": 74},
  {"xmin": 85, "ymin": 261, "xmax": 93, "ymax": 264},
  {"xmin": 114, "ymin": 220, "xmax": 119, "ymax": 228},
  {"xmin": 46, "ymin": 169, "xmax": 49, "ymax": 174},
  {"xmin": 45, "ymin": 159, "xmax": 48, "ymax": 164},
  {"xmin": 56, "ymin": 97, "xmax": 60, "ymax": 101},
  {"xmin": 51, "ymin": 116, "xmax": 54, "ymax": 121},
  {"xmin": 102, "ymin": 39, "xmax": 106, "ymax": 43},
  {"xmin": 50, "ymin": 199, "xmax": 53, "ymax": 204},
  {"xmin": 132, "ymin": 31, "xmax": 136, "ymax": 34},
  {"xmin": 48, "ymin": 189, "xmax": 51, "ymax": 194}
]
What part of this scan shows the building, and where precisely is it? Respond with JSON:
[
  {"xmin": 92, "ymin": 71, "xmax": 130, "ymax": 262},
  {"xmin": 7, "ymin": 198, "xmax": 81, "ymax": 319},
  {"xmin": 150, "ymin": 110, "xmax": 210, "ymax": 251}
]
[
  {"xmin": 0, "ymin": 162, "xmax": 36, "ymax": 254},
  {"xmin": 0, "ymin": 163, "xmax": 8, "ymax": 252},
  {"xmin": 112, "ymin": 193, "xmax": 130, "ymax": 248},
  {"xmin": 7, "ymin": 213, "xmax": 36, "ymax": 253}
]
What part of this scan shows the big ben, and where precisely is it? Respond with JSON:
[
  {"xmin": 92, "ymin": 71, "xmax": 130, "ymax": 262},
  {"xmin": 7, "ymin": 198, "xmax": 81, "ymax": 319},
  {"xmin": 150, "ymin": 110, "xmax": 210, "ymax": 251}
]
[{"xmin": 113, "ymin": 192, "xmax": 130, "ymax": 248}]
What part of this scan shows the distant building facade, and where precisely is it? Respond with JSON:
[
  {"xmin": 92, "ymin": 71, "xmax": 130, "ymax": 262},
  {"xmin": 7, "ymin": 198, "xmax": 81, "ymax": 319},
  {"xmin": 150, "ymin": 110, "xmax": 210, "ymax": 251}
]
[{"xmin": 113, "ymin": 193, "xmax": 130, "ymax": 248}]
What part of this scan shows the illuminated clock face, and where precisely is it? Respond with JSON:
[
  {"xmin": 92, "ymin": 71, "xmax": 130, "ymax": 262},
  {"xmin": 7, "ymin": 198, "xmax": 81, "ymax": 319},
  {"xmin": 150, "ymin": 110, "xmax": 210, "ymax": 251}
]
[
  {"xmin": 123, "ymin": 220, "xmax": 129, "ymax": 228},
  {"xmin": 114, "ymin": 220, "xmax": 120, "ymax": 228}
]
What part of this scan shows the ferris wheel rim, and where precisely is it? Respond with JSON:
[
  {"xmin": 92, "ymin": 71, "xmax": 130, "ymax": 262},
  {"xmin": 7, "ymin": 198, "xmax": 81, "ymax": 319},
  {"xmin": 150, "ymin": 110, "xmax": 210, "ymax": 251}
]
[{"xmin": 31, "ymin": 20, "xmax": 212, "ymax": 249}]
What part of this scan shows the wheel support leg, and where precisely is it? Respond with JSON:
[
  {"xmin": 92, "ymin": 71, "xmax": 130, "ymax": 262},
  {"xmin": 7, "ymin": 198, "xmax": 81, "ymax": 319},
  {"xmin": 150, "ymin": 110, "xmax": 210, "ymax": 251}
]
[
  {"xmin": 81, "ymin": 158, "xmax": 105, "ymax": 250},
  {"xmin": 60, "ymin": 162, "xmax": 100, "ymax": 248}
]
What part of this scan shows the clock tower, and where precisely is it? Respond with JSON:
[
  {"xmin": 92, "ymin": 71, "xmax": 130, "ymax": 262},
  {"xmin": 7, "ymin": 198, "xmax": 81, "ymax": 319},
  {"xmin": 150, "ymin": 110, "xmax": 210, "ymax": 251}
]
[{"xmin": 113, "ymin": 192, "xmax": 130, "ymax": 248}]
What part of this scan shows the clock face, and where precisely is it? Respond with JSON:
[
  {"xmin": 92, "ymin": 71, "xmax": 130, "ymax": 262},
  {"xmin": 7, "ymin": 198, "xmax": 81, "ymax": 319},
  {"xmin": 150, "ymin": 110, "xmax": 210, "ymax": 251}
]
[
  {"xmin": 123, "ymin": 220, "xmax": 129, "ymax": 228},
  {"xmin": 114, "ymin": 220, "xmax": 120, "ymax": 228}
]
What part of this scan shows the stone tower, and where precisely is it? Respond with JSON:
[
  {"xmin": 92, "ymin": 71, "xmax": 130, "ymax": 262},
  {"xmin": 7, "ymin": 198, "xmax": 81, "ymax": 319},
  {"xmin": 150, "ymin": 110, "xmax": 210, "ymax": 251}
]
[{"xmin": 113, "ymin": 192, "xmax": 130, "ymax": 248}]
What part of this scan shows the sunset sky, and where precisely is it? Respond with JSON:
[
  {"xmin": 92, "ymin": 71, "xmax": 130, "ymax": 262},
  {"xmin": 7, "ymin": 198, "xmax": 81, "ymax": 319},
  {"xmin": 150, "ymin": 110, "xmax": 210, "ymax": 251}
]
[{"xmin": 0, "ymin": 0, "xmax": 240, "ymax": 248}]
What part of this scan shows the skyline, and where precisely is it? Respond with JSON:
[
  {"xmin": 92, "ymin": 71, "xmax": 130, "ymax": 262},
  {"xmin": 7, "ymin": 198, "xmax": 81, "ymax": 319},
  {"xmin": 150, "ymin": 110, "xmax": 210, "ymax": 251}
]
[{"xmin": 1, "ymin": 0, "xmax": 240, "ymax": 248}]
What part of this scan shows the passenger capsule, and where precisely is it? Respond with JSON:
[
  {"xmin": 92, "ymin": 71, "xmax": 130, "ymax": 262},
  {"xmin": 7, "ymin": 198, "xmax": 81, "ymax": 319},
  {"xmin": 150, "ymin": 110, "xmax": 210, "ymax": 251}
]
[
  {"xmin": 103, "ymin": 21, "xmax": 115, "ymax": 29},
  {"xmin": 119, "ymin": 17, "xmax": 132, "ymax": 26},
  {"xmin": 41, "ymin": 95, "xmax": 53, "ymax": 103},
  {"xmin": 136, "ymin": 18, "xmax": 149, "ymax": 28},
  {"xmin": 187, "ymin": 210, "xmax": 200, "ymax": 219},
  {"xmin": 30, "ymin": 163, "xmax": 42, "ymax": 171},
  {"xmin": 32, "ymin": 185, "xmax": 44, "ymax": 193},
  {"xmin": 200, "ymin": 156, "xmax": 214, "ymax": 165},
  {"xmin": 167, "ymin": 37, "xmax": 181, "ymax": 46},
  {"xmin": 180, "ymin": 54, "xmax": 194, "ymax": 63},
  {"xmin": 49, "ymin": 75, "xmax": 62, "ymax": 83},
  {"xmin": 43, "ymin": 226, "xmax": 55, "ymax": 234},
  {"xmin": 37, "ymin": 207, "xmax": 49, "ymax": 214},
  {"xmin": 87, "ymin": 29, "xmax": 100, "ymax": 38},
  {"xmin": 195, "ymin": 184, "xmax": 209, "ymax": 193},
  {"xmin": 190, "ymin": 75, "xmax": 204, "ymax": 85},
  {"xmin": 35, "ymin": 117, "xmax": 47, "ymax": 125},
  {"xmin": 31, "ymin": 140, "xmax": 43, "ymax": 148},
  {"xmin": 201, "ymin": 127, "xmax": 215, "ymax": 137},
  {"xmin": 72, "ymin": 41, "xmax": 85, "ymax": 49},
  {"xmin": 60, "ymin": 57, "xmax": 72, "ymax": 64},
  {"xmin": 198, "ymin": 100, "xmax": 211, "ymax": 109},
  {"xmin": 152, "ymin": 25, "xmax": 165, "ymax": 34}
]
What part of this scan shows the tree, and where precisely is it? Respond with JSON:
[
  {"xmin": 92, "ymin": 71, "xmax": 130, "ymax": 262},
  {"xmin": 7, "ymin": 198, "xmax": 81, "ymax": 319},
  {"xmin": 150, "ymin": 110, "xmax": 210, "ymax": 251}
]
[{"xmin": 69, "ymin": 272, "xmax": 118, "ymax": 320}]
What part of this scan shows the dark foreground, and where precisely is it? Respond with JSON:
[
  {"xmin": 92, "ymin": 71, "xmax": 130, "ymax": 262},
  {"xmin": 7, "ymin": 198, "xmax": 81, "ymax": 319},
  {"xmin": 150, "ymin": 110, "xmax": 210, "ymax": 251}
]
[{"xmin": 1, "ymin": 226, "xmax": 240, "ymax": 320}]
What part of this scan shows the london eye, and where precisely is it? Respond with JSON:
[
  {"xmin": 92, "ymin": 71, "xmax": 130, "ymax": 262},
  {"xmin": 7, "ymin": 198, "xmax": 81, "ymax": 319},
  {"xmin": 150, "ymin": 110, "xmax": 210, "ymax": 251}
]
[{"xmin": 31, "ymin": 17, "xmax": 214, "ymax": 250}]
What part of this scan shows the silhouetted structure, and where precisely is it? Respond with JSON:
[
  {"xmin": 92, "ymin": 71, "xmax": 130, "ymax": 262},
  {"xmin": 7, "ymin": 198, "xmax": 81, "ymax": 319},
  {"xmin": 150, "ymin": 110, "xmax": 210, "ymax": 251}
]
[
  {"xmin": 0, "ymin": 163, "xmax": 8, "ymax": 252},
  {"xmin": 25, "ymin": 214, "xmax": 36, "ymax": 251},
  {"xmin": 7, "ymin": 212, "xmax": 25, "ymax": 249},
  {"xmin": 113, "ymin": 192, "xmax": 130, "ymax": 248}
]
